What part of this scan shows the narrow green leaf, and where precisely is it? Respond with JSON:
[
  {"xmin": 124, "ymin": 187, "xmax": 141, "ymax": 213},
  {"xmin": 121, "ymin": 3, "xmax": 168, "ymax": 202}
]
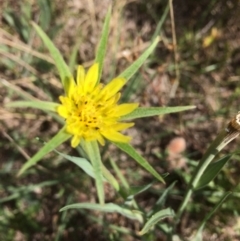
[
  {"xmin": 121, "ymin": 106, "xmax": 196, "ymax": 121},
  {"xmin": 32, "ymin": 22, "xmax": 74, "ymax": 94},
  {"xmin": 114, "ymin": 142, "xmax": 165, "ymax": 183},
  {"xmin": 94, "ymin": 7, "xmax": 111, "ymax": 82},
  {"xmin": 55, "ymin": 196, "xmax": 74, "ymax": 241},
  {"xmin": 193, "ymin": 191, "xmax": 232, "ymax": 241},
  {"xmin": 118, "ymin": 37, "xmax": 159, "ymax": 81},
  {"xmin": 139, "ymin": 208, "xmax": 174, "ymax": 235},
  {"xmin": 38, "ymin": 0, "xmax": 52, "ymax": 31},
  {"xmin": 196, "ymin": 155, "xmax": 231, "ymax": 190},
  {"xmin": 55, "ymin": 151, "xmax": 101, "ymax": 180},
  {"xmin": 17, "ymin": 127, "xmax": 71, "ymax": 176},
  {"xmin": 82, "ymin": 140, "xmax": 105, "ymax": 204},
  {"xmin": 148, "ymin": 181, "xmax": 177, "ymax": 217},
  {"xmin": 60, "ymin": 202, "xmax": 143, "ymax": 222},
  {"xmin": 6, "ymin": 101, "xmax": 59, "ymax": 112},
  {"xmin": 69, "ymin": 38, "xmax": 82, "ymax": 73},
  {"xmin": 151, "ymin": 4, "xmax": 170, "ymax": 43},
  {"xmin": 129, "ymin": 183, "xmax": 153, "ymax": 197},
  {"xmin": 123, "ymin": 184, "xmax": 153, "ymax": 205}
]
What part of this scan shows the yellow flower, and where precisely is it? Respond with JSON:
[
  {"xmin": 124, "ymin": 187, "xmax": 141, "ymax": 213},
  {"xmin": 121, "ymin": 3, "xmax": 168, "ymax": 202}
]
[{"xmin": 57, "ymin": 63, "xmax": 138, "ymax": 148}]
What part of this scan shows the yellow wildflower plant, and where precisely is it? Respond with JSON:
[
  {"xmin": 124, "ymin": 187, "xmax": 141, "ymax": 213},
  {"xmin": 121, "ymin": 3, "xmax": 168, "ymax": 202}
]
[
  {"xmin": 6, "ymin": 9, "xmax": 195, "ymax": 204},
  {"xmin": 57, "ymin": 63, "xmax": 138, "ymax": 148}
]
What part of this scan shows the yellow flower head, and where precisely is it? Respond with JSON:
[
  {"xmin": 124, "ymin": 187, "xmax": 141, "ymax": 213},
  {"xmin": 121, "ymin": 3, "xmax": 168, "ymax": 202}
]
[{"xmin": 57, "ymin": 63, "xmax": 138, "ymax": 148}]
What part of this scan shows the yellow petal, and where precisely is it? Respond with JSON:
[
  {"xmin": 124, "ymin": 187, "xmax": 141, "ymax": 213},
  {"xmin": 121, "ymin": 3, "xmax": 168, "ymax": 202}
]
[
  {"xmin": 84, "ymin": 63, "xmax": 99, "ymax": 93},
  {"xmin": 101, "ymin": 77, "xmax": 126, "ymax": 100},
  {"xmin": 101, "ymin": 129, "xmax": 131, "ymax": 143},
  {"xmin": 59, "ymin": 96, "xmax": 72, "ymax": 107},
  {"xmin": 96, "ymin": 133, "xmax": 105, "ymax": 146},
  {"xmin": 77, "ymin": 65, "xmax": 85, "ymax": 86},
  {"xmin": 59, "ymin": 96, "xmax": 66, "ymax": 104},
  {"xmin": 71, "ymin": 135, "xmax": 81, "ymax": 148},
  {"xmin": 85, "ymin": 130, "xmax": 105, "ymax": 146},
  {"xmin": 66, "ymin": 77, "xmax": 76, "ymax": 97},
  {"xmin": 57, "ymin": 105, "xmax": 69, "ymax": 118},
  {"xmin": 111, "ymin": 103, "xmax": 139, "ymax": 117},
  {"xmin": 110, "ymin": 122, "xmax": 134, "ymax": 131}
]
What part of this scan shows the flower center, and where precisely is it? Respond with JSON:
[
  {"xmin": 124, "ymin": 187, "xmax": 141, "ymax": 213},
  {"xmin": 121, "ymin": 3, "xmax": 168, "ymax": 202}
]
[{"xmin": 72, "ymin": 94, "xmax": 103, "ymax": 130}]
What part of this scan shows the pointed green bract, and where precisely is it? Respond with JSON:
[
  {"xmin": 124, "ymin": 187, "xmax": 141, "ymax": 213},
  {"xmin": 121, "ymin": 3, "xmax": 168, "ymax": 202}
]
[
  {"xmin": 55, "ymin": 150, "xmax": 105, "ymax": 180},
  {"xmin": 151, "ymin": 4, "xmax": 170, "ymax": 42},
  {"xmin": 121, "ymin": 106, "xmax": 196, "ymax": 120},
  {"xmin": 6, "ymin": 101, "xmax": 59, "ymax": 112},
  {"xmin": 3, "ymin": 80, "xmax": 63, "ymax": 124},
  {"xmin": 32, "ymin": 22, "xmax": 74, "ymax": 94},
  {"xmin": 55, "ymin": 151, "xmax": 120, "ymax": 191},
  {"xmin": 139, "ymin": 208, "xmax": 175, "ymax": 235},
  {"xmin": 69, "ymin": 38, "xmax": 82, "ymax": 72},
  {"xmin": 60, "ymin": 202, "xmax": 143, "ymax": 222},
  {"xmin": 17, "ymin": 127, "xmax": 71, "ymax": 176},
  {"xmin": 118, "ymin": 37, "xmax": 159, "ymax": 81},
  {"xmin": 94, "ymin": 7, "xmax": 111, "ymax": 83},
  {"xmin": 110, "ymin": 158, "xmax": 129, "ymax": 190},
  {"xmin": 114, "ymin": 142, "xmax": 165, "ymax": 183},
  {"xmin": 81, "ymin": 140, "xmax": 105, "ymax": 205},
  {"xmin": 196, "ymin": 155, "xmax": 231, "ymax": 190},
  {"xmin": 101, "ymin": 164, "xmax": 120, "ymax": 191}
]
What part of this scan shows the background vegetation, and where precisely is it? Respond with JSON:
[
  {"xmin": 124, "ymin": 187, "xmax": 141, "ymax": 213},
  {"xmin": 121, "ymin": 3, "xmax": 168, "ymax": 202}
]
[{"xmin": 1, "ymin": 0, "xmax": 240, "ymax": 240}]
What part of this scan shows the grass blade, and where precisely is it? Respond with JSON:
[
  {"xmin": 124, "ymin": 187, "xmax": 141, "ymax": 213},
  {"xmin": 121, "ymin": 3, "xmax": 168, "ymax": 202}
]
[
  {"xmin": 193, "ymin": 191, "xmax": 232, "ymax": 241},
  {"xmin": 148, "ymin": 181, "xmax": 177, "ymax": 217}
]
